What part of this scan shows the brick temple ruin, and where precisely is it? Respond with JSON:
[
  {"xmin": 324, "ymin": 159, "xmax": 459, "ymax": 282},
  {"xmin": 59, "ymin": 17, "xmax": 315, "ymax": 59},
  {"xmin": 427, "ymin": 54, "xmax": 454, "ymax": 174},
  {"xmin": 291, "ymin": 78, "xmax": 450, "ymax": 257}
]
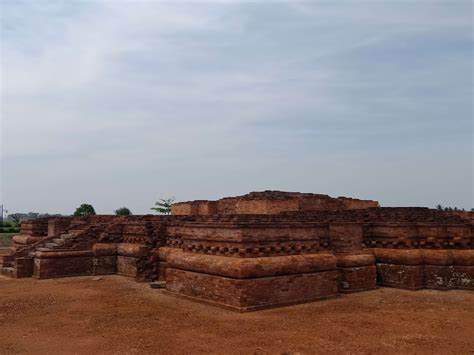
[{"xmin": 1, "ymin": 191, "xmax": 473, "ymax": 311}]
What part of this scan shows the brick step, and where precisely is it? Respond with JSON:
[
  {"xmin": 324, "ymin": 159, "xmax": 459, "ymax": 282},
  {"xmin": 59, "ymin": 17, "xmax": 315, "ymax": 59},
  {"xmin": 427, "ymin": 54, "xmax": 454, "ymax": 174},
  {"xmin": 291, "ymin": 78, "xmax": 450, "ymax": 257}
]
[
  {"xmin": 150, "ymin": 281, "xmax": 166, "ymax": 289},
  {"xmin": 36, "ymin": 247, "xmax": 53, "ymax": 252},
  {"xmin": 43, "ymin": 243, "xmax": 58, "ymax": 249},
  {"xmin": 61, "ymin": 234, "xmax": 74, "ymax": 240},
  {"xmin": 31, "ymin": 247, "xmax": 82, "ymax": 255},
  {"xmin": 53, "ymin": 238, "xmax": 65, "ymax": 245}
]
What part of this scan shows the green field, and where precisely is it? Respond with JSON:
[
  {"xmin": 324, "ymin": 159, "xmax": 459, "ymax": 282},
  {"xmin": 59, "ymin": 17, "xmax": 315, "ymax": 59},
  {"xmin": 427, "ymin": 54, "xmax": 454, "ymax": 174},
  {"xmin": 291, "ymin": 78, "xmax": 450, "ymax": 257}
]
[{"xmin": 0, "ymin": 233, "xmax": 15, "ymax": 247}]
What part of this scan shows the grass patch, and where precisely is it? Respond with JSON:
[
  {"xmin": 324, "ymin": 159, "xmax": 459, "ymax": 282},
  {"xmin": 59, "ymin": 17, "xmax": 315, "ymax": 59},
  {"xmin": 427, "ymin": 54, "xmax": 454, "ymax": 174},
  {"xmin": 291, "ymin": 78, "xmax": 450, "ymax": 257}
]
[{"xmin": 0, "ymin": 233, "xmax": 16, "ymax": 247}]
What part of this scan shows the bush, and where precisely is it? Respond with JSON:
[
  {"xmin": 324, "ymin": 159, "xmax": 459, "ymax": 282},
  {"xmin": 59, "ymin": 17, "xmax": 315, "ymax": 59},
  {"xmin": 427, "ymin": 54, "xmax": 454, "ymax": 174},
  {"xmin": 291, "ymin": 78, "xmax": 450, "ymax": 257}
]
[
  {"xmin": 115, "ymin": 207, "xmax": 132, "ymax": 216},
  {"xmin": 0, "ymin": 225, "xmax": 19, "ymax": 233},
  {"xmin": 73, "ymin": 204, "xmax": 96, "ymax": 217},
  {"xmin": 0, "ymin": 226, "xmax": 19, "ymax": 233},
  {"xmin": 0, "ymin": 221, "xmax": 13, "ymax": 228}
]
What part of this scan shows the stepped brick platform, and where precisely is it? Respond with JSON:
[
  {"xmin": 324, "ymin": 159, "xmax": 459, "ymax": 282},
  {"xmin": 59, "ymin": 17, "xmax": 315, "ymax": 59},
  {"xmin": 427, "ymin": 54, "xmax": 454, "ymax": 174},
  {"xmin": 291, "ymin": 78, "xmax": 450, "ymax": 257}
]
[
  {"xmin": 171, "ymin": 190, "xmax": 379, "ymax": 215},
  {"xmin": 1, "ymin": 191, "xmax": 472, "ymax": 311}
]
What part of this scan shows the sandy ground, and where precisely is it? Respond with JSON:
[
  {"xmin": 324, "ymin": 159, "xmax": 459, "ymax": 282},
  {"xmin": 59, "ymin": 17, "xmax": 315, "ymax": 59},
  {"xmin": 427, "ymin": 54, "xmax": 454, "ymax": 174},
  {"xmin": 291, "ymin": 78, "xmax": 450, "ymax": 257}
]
[{"xmin": 0, "ymin": 275, "xmax": 473, "ymax": 355}]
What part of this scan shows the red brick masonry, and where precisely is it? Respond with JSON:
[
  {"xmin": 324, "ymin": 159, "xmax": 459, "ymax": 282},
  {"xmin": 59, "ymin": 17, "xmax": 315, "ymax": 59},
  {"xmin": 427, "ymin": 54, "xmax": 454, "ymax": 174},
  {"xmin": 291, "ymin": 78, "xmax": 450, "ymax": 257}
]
[{"xmin": 1, "ymin": 191, "xmax": 472, "ymax": 311}]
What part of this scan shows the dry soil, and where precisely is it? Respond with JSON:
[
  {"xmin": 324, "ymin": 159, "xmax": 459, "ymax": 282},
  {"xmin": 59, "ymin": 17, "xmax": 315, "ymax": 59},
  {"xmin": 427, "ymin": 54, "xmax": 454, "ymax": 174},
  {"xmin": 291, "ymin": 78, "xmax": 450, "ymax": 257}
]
[{"xmin": 0, "ymin": 275, "xmax": 473, "ymax": 354}]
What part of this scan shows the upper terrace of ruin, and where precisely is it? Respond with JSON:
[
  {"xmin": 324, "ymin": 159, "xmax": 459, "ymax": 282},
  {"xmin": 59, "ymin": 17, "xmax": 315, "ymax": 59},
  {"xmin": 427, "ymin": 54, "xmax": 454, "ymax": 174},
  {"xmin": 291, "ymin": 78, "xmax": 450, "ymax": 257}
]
[{"xmin": 171, "ymin": 190, "xmax": 380, "ymax": 215}]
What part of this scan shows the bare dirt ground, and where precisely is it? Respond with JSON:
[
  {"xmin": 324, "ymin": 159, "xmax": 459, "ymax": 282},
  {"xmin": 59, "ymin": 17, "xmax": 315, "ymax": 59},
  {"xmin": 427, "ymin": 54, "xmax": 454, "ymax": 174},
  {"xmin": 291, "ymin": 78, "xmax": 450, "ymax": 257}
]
[{"xmin": 0, "ymin": 275, "xmax": 473, "ymax": 355}]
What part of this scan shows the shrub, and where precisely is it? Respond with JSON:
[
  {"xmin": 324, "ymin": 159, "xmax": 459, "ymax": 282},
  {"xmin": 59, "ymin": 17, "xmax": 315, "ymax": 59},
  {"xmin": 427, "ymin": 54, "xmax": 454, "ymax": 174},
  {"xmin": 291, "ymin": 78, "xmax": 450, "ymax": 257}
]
[
  {"xmin": 73, "ymin": 204, "xmax": 96, "ymax": 217},
  {"xmin": 115, "ymin": 207, "xmax": 132, "ymax": 216}
]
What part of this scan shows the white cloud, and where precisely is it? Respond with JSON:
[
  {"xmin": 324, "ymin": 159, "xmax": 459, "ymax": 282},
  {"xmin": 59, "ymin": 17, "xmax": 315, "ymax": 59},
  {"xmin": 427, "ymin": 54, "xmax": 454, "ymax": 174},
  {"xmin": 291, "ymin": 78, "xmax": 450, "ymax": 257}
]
[{"xmin": 1, "ymin": 0, "xmax": 472, "ymax": 213}]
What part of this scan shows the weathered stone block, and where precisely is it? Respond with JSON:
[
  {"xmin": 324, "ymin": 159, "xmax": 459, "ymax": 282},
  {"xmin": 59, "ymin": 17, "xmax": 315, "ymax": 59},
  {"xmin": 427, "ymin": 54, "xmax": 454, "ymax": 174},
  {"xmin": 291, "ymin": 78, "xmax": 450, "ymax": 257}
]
[
  {"xmin": 33, "ymin": 251, "xmax": 93, "ymax": 279},
  {"xmin": 93, "ymin": 256, "xmax": 117, "ymax": 275},
  {"xmin": 158, "ymin": 261, "xmax": 167, "ymax": 281},
  {"xmin": 376, "ymin": 263, "xmax": 424, "ymax": 290},
  {"xmin": 424, "ymin": 265, "xmax": 455, "ymax": 290},
  {"xmin": 117, "ymin": 256, "xmax": 138, "ymax": 277},
  {"xmin": 166, "ymin": 268, "xmax": 339, "ymax": 311},
  {"xmin": 329, "ymin": 223, "xmax": 364, "ymax": 253},
  {"xmin": 451, "ymin": 265, "xmax": 474, "ymax": 289},
  {"xmin": 15, "ymin": 258, "xmax": 34, "ymax": 278},
  {"xmin": 338, "ymin": 265, "xmax": 377, "ymax": 293}
]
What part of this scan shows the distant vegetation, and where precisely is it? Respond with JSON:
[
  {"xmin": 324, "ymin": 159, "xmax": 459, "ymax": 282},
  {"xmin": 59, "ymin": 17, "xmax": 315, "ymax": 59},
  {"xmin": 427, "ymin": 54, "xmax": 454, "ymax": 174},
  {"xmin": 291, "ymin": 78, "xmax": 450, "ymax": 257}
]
[
  {"xmin": 0, "ymin": 219, "xmax": 20, "ymax": 248},
  {"xmin": 435, "ymin": 205, "xmax": 470, "ymax": 212},
  {"xmin": 0, "ymin": 220, "xmax": 21, "ymax": 234},
  {"xmin": 73, "ymin": 204, "xmax": 96, "ymax": 217},
  {"xmin": 151, "ymin": 198, "xmax": 175, "ymax": 215},
  {"xmin": 4, "ymin": 212, "xmax": 62, "ymax": 221},
  {"xmin": 115, "ymin": 207, "xmax": 132, "ymax": 216}
]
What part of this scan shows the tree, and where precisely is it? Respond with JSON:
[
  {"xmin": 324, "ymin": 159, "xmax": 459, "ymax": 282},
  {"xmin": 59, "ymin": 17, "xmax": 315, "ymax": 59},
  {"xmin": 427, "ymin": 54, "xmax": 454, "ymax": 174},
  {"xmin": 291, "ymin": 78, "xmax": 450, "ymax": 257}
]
[
  {"xmin": 115, "ymin": 207, "xmax": 132, "ymax": 216},
  {"xmin": 436, "ymin": 204, "xmax": 443, "ymax": 211},
  {"xmin": 7, "ymin": 214, "xmax": 22, "ymax": 231},
  {"xmin": 151, "ymin": 197, "xmax": 175, "ymax": 215},
  {"xmin": 74, "ymin": 203, "xmax": 96, "ymax": 217},
  {"xmin": 9, "ymin": 213, "xmax": 22, "ymax": 227}
]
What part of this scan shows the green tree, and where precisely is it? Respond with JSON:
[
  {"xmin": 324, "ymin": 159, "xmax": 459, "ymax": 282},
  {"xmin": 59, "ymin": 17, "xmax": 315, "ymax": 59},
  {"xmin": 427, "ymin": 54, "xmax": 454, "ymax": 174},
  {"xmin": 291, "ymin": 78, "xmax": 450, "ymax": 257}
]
[
  {"xmin": 151, "ymin": 197, "xmax": 175, "ymax": 215},
  {"xmin": 74, "ymin": 203, "xmax": 96, "ymax": 217},
  {"xmin": 435, "ymin": 204, "xmax": 443, "ymax": 211},
  {"xmin": 115, "ymin": 207, "xmax": 132, "ymax": 216},
  {"xmin": 9, "ymin": 214, "xmax": 22, "ymax": 229}
]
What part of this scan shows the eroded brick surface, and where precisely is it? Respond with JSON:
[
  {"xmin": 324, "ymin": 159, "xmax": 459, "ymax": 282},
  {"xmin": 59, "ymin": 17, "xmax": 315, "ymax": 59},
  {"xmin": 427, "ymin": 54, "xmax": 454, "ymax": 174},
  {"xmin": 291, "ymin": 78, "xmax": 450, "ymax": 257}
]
[
  {"xmin": 1, "ymin": 190, "xmax": 472, "ymax": 311},
  {"xmin": 166, "ymin": 268, "xmax": 339, "ymax": 311}
]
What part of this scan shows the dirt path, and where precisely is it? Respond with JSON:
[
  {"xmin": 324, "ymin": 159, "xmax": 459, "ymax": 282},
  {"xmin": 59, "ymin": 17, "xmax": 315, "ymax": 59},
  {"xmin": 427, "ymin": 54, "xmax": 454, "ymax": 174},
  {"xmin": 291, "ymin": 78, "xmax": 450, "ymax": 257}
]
[{"xmin": 0, "ymin": 275, "xmax": 473, "ymax": 354}]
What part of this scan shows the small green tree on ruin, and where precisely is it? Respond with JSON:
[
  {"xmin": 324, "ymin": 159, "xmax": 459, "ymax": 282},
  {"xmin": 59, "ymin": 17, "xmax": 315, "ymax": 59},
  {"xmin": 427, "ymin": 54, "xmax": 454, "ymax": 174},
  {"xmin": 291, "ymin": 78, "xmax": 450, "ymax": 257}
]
[
  {"xmin": 73, "ymin": 203, "xmax": 96, "ymax": 217},
  {"xmin": 115, "ymin": 207, "xmax": 132, "ymax": 215},
  {"xmin": 9, "ymin": 214, "xmax": 22, "ymax": 228},
  {"xmin": 151, "ymin": 198, "xmax": 175, "ymax": 215}
]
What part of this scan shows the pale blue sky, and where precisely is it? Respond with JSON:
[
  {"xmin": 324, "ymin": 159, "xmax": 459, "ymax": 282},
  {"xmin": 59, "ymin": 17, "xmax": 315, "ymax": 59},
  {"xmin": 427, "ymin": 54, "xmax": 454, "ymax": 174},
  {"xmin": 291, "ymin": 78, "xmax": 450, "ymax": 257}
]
[{"xmin": 1, "ymin": 0, "xmax": 473, "ymax": 214}]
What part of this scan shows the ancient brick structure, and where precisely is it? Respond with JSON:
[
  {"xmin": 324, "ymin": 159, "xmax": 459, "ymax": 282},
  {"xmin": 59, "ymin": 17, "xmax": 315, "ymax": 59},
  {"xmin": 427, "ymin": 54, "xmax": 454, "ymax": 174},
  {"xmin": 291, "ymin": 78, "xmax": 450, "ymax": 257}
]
[
  {"xmin": 1, "ymin": 191, "xmax": 472, "ymax": 311},
  {"xmin": 171, "ymin": 191, "xmax": 379, "ymax": 215}
]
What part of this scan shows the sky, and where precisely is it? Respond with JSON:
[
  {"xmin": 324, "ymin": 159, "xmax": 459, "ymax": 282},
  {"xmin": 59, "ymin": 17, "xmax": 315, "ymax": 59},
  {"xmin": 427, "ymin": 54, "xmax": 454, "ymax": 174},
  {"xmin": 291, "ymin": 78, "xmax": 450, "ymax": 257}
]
[{"xmin": 1, "ymin": 0, "xmax": 473, "ymax": 215}]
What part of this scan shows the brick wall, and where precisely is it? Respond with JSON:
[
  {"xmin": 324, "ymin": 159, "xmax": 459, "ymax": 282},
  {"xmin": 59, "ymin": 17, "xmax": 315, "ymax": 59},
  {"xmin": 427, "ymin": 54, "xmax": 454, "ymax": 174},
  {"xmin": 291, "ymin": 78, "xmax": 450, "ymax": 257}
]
[
  {"xmin": 166, "ymin": 268, "xmax": 339, "ymax": 311},
  {"xmin": 33, "ymin": 250, "xmax": 94, "ymax": 279},
  {"xmin": 2, "ymin": 192, "xmax": 472, "ymax": 312},
  {"xmin": 373, "ymin": 249, "xmax": 474, "ymax": 290},
  {"xmin": 171, "ymin": 191, "xmax": 379, "ymax": 215}
]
